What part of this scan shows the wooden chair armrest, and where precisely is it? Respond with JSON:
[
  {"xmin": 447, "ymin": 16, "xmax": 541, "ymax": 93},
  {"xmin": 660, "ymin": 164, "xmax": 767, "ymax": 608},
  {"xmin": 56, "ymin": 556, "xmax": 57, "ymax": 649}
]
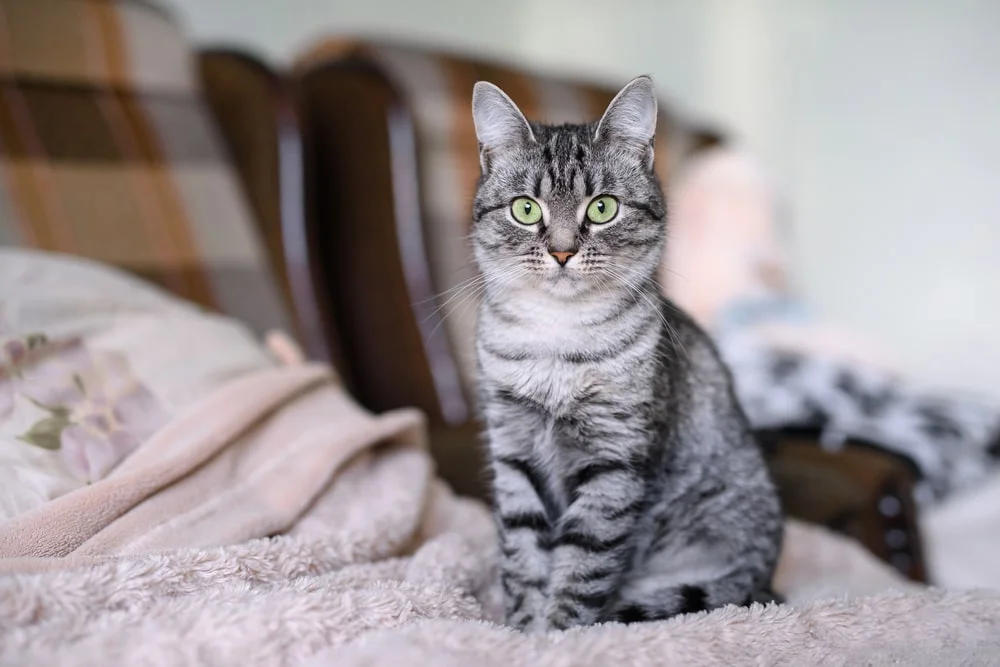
[{"xmin": 760, "ymin": 429, "xmax": 927, "ymax": 583}]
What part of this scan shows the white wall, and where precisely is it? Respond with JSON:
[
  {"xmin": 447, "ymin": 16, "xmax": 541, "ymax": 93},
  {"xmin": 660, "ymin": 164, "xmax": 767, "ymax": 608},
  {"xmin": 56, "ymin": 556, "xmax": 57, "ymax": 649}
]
[{"xmin": 166, "ymin": 0, "xmax": 1000, "ymax": 399}]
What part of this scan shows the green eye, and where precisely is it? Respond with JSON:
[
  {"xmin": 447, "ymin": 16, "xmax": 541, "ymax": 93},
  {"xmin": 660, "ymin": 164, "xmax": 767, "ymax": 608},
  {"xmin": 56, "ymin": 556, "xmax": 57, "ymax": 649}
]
[
  {"xmin": 511, "ymin": 197, "xmax": 543, "ymax": 225},
  {"xmin": 586, "ymin": 195, "xmax": 619, "ymax": 224}
]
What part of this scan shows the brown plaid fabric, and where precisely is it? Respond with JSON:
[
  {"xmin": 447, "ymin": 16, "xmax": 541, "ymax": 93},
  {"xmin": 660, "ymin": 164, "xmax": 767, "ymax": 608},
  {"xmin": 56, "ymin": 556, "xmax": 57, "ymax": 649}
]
[
  {"xmin": 295, "ymin": 39, "xmax": 705, "ymax": 391},
  {"xmin": 0, "ymin": 0, "xmax": 290, "ymax": 336}
]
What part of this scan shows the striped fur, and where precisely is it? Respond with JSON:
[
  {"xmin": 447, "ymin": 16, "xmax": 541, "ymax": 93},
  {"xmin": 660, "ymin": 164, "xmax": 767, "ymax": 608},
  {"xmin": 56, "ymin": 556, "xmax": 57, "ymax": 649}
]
[{"xmin": 471, "ymin": 77, "xmax": 783, "ymax": 633}]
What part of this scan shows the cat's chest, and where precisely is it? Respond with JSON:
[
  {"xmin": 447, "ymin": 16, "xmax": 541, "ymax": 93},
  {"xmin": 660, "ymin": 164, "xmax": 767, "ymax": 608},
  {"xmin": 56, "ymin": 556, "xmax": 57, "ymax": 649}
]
[
  {"xmin": 488, "ymin": 353, "xmax": 598, "ymax": 413},
  {"xmin": 478, "ymin": 305, "xmax": 616, "ymax": 413}
]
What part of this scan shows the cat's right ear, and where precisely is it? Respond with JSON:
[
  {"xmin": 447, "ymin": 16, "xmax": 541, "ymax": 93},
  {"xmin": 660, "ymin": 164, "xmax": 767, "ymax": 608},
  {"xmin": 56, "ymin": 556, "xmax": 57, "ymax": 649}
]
[{"xmin": 472, "ymin": 81, "xmax": 534, "ymax": 172}]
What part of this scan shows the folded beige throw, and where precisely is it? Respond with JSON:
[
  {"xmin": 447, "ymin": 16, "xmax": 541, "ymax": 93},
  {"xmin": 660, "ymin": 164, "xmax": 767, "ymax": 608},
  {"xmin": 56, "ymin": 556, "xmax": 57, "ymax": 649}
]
[{"xmin": 2, "ymin": 361, "xmax": 999, "ymax": 666}]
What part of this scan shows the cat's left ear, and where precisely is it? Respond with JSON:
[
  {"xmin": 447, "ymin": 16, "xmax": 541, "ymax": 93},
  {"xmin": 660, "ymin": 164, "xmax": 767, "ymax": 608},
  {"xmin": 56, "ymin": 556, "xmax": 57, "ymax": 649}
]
[
  {"xmin": 472, "ymin": 81, "xmax": 534, "ymax": 172},
  {"xmin": 595, "ymin": 76, "xmax": 657, "ymax": 169}
]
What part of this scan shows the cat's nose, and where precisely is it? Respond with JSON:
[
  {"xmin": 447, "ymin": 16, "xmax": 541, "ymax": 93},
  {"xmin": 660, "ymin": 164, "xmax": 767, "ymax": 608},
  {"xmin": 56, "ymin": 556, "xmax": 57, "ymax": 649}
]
[{"xmin": 549, "ymin": 250, "xmax": 576, "ymax": 266}]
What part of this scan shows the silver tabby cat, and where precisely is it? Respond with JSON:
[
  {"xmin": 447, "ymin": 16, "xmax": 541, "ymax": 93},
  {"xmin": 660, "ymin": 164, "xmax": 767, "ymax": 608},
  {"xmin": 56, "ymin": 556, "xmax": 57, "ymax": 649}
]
[{"xmin": 470, "ymin": 76, "xmax": 783, "ymax": 633}]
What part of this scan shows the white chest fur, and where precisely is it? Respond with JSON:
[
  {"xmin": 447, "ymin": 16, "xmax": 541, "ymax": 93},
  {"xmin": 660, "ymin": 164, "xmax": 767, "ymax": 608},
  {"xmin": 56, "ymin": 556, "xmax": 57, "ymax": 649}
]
[{"xmin": 478, "ymin": 289, "xmax": 652, "ymax": 416}]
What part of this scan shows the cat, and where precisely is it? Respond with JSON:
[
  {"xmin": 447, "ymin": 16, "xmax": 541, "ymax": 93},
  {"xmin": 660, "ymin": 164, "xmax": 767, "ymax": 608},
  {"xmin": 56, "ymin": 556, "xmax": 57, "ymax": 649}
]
[{"xmin": 469, "ymin": 75, "xmax": 784, "ymax": 633}]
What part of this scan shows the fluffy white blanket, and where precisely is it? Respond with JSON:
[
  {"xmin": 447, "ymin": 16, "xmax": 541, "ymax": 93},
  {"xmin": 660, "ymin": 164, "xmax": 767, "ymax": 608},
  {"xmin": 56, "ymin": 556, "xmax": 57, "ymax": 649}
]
[
  {"xmin": 1, "ymin": 247, "xmax": 997, "ymax": 665},
  {"xmin": 2, "ymin": 363, "xmax": 999, "ymax": 665}
]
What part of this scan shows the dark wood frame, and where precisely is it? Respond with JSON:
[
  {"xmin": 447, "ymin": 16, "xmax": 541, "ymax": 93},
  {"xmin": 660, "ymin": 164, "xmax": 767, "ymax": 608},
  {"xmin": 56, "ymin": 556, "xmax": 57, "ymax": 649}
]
[
  {"xmin": 197, "ymin": 47, "xmax": 343, "ymax": 371},
  {"xmin": 293, "ymin": 57, "xmax": 469, "ymax": 425}
]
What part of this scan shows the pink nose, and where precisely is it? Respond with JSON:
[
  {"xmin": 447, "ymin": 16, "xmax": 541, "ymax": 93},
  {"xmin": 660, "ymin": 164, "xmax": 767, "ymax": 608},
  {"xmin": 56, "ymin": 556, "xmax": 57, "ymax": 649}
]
[{"xmin": 550, "ymin": 250, "xmax": 575, "ymax": 266}]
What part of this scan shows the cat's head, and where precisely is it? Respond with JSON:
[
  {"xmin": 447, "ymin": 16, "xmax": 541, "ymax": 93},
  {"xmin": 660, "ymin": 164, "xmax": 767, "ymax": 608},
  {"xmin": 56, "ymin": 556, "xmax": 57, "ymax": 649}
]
[{"xmin": 470, "ymin": 76, "xmax": 666, "ymax": 301}]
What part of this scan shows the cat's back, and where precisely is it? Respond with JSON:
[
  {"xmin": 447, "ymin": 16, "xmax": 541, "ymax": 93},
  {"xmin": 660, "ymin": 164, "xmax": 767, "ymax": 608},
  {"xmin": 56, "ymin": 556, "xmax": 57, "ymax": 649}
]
[
  {"xmin": 653, "ymin": 296, "xmax": 738, "ymax": 394},
  {"xmin": 650, "ymin": 296, "xmax": 762, "ymax": 459},
  {"xmin": 647, "ymin": 296, "xmax": 781, "ymax": 548}
]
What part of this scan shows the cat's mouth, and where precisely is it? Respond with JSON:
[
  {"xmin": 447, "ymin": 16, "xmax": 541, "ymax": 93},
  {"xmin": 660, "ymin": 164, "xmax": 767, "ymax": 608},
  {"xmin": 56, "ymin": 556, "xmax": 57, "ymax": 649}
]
[
  {"xmin": 543, "ymin": 265, "xmax": 579, "ymax": 283},
  {"xmin": 538, "ymin": 265, "xmax": 600, "ymax": 298}
]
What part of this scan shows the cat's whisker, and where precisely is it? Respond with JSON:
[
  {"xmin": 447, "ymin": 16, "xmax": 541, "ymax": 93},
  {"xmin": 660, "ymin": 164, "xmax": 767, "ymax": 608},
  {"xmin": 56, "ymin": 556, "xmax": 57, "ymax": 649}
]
[
  {"xmin": 420, "ymin": 278, "xmax": 487, "ymax": 325},
  {"xmin": 424, "ymin": 264, "xmax": 527, "ymax": 339},
  {"xmin": 424, "ymin": 284, "xmax": 484, "ymax": 340},
  {"xmin": 604, "ymin": 264, "xmax": 689, "ymax": 361},
  {"xmin": 414, "ymin": 273, "xmax": 489, "ymax": 317},
  {"xmin": 421, "ymin": 261, "xmax": 526, "ymax": 324},
  {"xmin": 414, "ymin": 273, "xmax": 485, "ymax": 305}
]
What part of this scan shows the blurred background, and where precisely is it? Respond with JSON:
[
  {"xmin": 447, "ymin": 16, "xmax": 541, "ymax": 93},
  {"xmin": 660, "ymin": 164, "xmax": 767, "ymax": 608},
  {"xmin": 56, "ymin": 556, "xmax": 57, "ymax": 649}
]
[{"xmin": 164, "ymin": 0, "xmax": 1000, "ymax": 400}]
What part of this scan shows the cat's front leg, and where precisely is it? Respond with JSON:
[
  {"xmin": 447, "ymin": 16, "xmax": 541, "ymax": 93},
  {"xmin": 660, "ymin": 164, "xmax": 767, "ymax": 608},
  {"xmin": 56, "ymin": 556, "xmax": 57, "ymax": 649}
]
[
  {"xmin": 486, "ymin": 411, "xmax": 557, "ymax": 631},
  {"xmin": 542, "ymin": 452, "xmax": 646, "ymax": 631}
]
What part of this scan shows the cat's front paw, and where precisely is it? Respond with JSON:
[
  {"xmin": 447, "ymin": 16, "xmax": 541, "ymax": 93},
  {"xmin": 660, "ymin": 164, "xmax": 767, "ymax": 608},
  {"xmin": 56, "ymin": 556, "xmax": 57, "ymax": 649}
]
[
  {"xmin": 507, "ymin": 606, "xmax": 560, "ymax": 634},
  {"xmin": 541, "ymin": 608, "xmax": 579, "ymax": 633},
  {"xmin": 505, "ymin": 586, "xmax": 551, "ymax": 633},
  {"xmin": 507, "ymin": 609, "xmax": 542, "ymax": 633}
]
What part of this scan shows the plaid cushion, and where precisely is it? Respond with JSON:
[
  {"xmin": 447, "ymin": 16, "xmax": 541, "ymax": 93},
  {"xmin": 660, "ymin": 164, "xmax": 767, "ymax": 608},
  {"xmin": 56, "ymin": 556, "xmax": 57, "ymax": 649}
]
[
  {"xmin": 0, "ymin": 0, "xmax": 290, "ymax": 337},
  {"xmin": 296, "ymin": 39, "xmax": 704, "ymax": 390}
]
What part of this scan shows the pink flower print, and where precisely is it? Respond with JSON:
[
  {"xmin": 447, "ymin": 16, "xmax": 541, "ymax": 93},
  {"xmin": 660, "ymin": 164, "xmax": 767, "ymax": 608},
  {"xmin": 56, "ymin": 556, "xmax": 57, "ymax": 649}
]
[
  {"xmin": 16, "ymin": 338, "xmax": 90, "ymax": 409},
  {"xmin": 57, "ymin": 350, "xmax": 168, "ymax": 482},
  {"xmin": 4, "ymin": 339, "xmax": 27, "ymax": 365},
  {"xmin": 111, "ymin": 385, "xmax": 167, "ymax": 444},
  {"xmin": 1, "ymin": 335, "xmax": 49, "ymax": 419},
  {"xmin": 60, "ymin": 380, "xmax": 168, "ymax": 482},
  {"xmin": 0, "ymin": 315, "xmax": 18, "ymax": 419},
  {"xmin": 60, "ymin": 424, "xmax": 120, "ymax": 483},
  {"xmin": 7, "ymin": 334, "xmax": 169, "ymax": 483},
  {"xmin": 0, "ymin": 372, "xmax": 13, "ymax": 420}
]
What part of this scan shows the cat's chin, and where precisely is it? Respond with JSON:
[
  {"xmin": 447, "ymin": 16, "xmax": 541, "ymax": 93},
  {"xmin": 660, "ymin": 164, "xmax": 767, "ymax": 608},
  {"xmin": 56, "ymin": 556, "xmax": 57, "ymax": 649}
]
[{"xmin": 538, "ymin": 272, "xmax": 599, "ymax": 300}]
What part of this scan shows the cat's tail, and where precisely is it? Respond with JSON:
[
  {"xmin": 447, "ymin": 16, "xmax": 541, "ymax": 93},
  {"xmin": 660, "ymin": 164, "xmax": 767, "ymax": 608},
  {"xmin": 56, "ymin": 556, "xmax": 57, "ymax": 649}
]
[{"xmin": 606, "ymin": 573, "xmax": 781, "ymax": 623}]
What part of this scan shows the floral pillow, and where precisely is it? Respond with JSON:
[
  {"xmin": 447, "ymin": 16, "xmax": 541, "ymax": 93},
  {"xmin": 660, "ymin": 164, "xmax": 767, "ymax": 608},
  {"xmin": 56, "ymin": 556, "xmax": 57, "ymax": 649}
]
[
  {"xmin": 0, "ymin": 249, "xmax": 277, "ymax": 519},
  {"xmin": 1, "ymin": 333, "xmax": 169, "ymax": 483}
]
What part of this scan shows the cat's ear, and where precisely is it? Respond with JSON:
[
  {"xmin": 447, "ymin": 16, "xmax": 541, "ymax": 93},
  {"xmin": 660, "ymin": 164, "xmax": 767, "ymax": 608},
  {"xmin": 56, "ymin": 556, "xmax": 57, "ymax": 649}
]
[
  {"xmin": 472, "ymin": 81, "xmax": 534, "ymax": 169},
  {"xmin": 595, "ymin": 76, "xmax": 657, "ymax": 167}
]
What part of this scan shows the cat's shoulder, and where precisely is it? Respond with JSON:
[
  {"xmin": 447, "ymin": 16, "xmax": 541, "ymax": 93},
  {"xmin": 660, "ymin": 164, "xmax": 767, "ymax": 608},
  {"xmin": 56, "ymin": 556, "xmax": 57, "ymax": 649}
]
[
  {"xmin": 658, "ymin": 297, "xmax": 716, "ymax": 347},
  {"xmin": 656, "ymin": 296, "xmax": 729, "ymax": 374}
]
